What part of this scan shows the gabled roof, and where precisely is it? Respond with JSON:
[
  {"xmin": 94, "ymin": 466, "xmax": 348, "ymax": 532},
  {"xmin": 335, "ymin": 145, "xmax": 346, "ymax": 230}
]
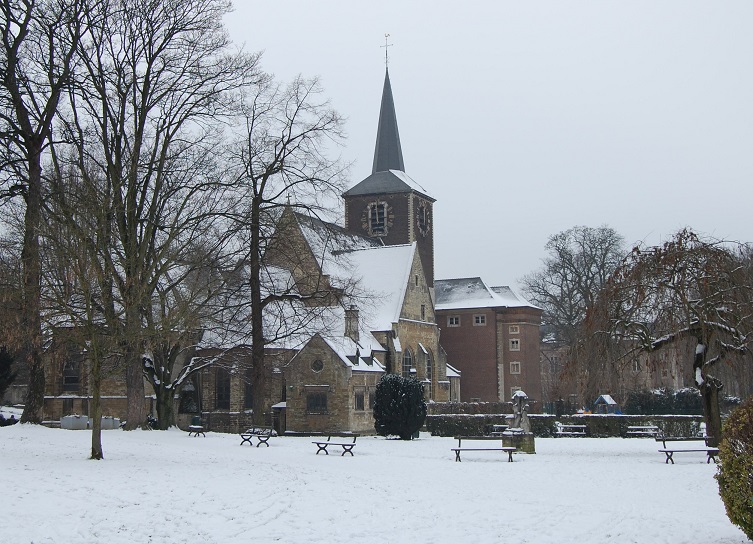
[
  {"xmin": 293, "ymin": 211, "xmax": 382, "ymax": 276},
  {"xmin": 322, "ymin": 336, "xmax": 386, "ymax": 373},
  {"xmin": 335, "ymin": 243, "xmax": 417, "ymax": 330},
  {"xmin": 434, "ymin": 277, "xmax": 539, "ymax": 311},
  {"xmin": 372, "ymin": 68, "xmax": 404, "ymax": 174}
]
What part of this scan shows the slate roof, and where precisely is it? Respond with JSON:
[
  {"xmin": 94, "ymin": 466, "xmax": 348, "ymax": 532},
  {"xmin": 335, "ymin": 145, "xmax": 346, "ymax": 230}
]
[
  {"xmin": 372, "ymin": 68, "xmax": 404, "ymax": 174},
  {"xmin": 342, "ymin": 169, "xmax": 434, "ymax": 201},
  {"xmin": 342, "ymin": 69, "xmax": 434, "ymax": 202}
]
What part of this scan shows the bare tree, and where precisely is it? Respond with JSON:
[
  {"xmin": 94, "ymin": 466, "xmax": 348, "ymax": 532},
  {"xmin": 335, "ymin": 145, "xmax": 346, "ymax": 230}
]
[
  {"xmin": 226, "ymin": 75, "xmax": 350, "ymax": 424},
  {"xmin": 0, "ymin": 0, "xmax": 90, "ymax": 423},
  {"xmin": 521, "ymin": 225, "xmax": 626, "ymax": 347},
  {"xmin": 588, "ymin": 229, "xmax": 753, "ymax": 446},
  {"xmin": 55, "ymin": 0, "xmax": 260, "ymax": 429}
]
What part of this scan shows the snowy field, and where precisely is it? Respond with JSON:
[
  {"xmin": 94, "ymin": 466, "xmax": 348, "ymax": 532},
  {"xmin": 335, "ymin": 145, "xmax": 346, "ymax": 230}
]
[{"xmin": 0, "ymin": 421, "xmax": 748, "ymax": 544}]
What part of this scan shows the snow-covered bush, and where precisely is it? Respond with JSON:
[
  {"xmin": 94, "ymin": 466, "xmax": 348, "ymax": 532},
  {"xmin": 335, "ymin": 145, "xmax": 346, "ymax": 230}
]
[
  {"xmin": 716, "ymin": 397, "xmax": 753, "ymax": 539},
  {"xmin": 373, "ymin": 374, "xmax": 426, "ymax": 440}
]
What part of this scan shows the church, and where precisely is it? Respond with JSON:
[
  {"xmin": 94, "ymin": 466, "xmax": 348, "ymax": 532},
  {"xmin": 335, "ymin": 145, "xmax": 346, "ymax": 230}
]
[
  {"xmin": 35, "ymin": 66, "xmax": 540, "ymax": 432},
  {"xmin": 195, "ymin": 65, "xmax": 544, "ymax": 433}
]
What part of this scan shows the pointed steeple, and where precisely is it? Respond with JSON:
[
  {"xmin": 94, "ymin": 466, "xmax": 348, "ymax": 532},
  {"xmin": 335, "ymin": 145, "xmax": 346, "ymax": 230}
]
[{"xmin": 372, "ymin": 68, "xmax": 404, "ymax": 174}]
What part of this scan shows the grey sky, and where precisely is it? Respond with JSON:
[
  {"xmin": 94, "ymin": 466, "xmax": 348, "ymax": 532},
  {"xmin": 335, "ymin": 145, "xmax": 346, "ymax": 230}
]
[{"xmin": 225, "ymin": 1, "xmax": 753, "ymax": 289}]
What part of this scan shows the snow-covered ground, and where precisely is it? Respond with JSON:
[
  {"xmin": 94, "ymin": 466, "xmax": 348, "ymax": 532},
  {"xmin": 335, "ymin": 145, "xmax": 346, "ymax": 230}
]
[{"xmin": 0, "ymin": 422, "xmax": 747, "ymax": 544}]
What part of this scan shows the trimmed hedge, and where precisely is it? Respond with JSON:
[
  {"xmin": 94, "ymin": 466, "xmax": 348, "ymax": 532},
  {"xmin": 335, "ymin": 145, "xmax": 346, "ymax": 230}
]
[
  {"xmin": 426, "ymin": 413, "xmax": 704, "ymax": 438},
  {"xmin": 715, "ymin": 397, "xmax": 753, "ymax": 540}
]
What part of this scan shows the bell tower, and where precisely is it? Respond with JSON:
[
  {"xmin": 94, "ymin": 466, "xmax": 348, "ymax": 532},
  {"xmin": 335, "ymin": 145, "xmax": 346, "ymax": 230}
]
[{"xmin": 343, "ymin": 68, "xmax": 436, "ymax": 286}]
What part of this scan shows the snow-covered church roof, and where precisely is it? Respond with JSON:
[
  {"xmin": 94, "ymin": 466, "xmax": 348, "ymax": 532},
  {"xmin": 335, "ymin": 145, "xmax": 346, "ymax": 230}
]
[{"xmin": 434, "ymin": 277, "xmax": 539, "ymax": 311}]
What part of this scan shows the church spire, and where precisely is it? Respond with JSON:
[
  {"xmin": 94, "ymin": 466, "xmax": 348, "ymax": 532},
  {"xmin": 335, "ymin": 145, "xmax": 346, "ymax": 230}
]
[{"xmin": 372, "ymin": 68, "xmax": 405, "ymax": 174}]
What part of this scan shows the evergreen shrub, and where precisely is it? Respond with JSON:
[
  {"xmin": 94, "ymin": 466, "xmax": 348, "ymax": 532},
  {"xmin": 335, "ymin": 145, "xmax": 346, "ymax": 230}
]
[
  {"xmin": 716, "ymin": 397, "xmax": 753, "ymax": 540},
  {"xmin": 373, "ymin": 374, "xmax": 427, "ymax": 440}
]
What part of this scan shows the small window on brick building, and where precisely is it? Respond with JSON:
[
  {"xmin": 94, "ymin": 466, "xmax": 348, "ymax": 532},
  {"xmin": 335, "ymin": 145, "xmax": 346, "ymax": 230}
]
[
  {"xmin": 306, "ymin": 392, "xmax": 328, "ymax": 413},
  {"xmin": 509, "ymin": 325, "xmax": 520, "ymax": 334},
  {"xmin": 473, "ymin": 314, "xmax": 486, "ymax": 326},
  {"xmin": 448, "ymin": 316, "xmax": 460, "ymax": 327},
  {"xmin": 509, "ymin": 338, "xmax": 520, "ymax": 351},
  {"xmin": 632, "ymin": 360, "xmax": 641, "ymax": 373},
  {"xmin": 420, "ymin": 305, "xmax": 426, "ymax": 320},
  {"xmin": 510, "ymin": 361, "xmax": 521, "ymax": 374}
]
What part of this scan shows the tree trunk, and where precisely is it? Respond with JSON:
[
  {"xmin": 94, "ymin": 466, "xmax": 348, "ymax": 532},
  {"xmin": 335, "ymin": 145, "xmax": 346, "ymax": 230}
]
[
  {"xmin": 20, "ymin": 152, "xmax": 44, "ymax": 424},
  {"xmin": 90, "ymin": 354, "xmax": 103, "ymax": 459},
  {"xmin": 154, "ymin": 383, "xmax": 174, "ymax": 430},
  {"xmin": 123, "ymin": 347, "xmax": 145, "ymax": 430},
  {"xmin": 250, "ymin": 197, "xmax": 266, "ymax": 426},
  {"xmin": 694, "ymin": 340, "xmax": 722, "ymax": 448},
  {"xmin": 700, "ymin": 378, "xmax": 723, "ymax": 448}
]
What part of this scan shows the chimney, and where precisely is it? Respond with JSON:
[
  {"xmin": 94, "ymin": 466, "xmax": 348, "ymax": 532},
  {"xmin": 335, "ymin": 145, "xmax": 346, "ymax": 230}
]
[{"xmin": 345, "ymin": 306, "xmax": 359, "ymax": 343}]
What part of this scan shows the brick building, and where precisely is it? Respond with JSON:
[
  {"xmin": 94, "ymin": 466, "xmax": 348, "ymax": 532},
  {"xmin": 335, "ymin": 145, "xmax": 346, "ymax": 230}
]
[{"xmin": 435, "ymin": 278, "xmax": 542, "ymax": 404}]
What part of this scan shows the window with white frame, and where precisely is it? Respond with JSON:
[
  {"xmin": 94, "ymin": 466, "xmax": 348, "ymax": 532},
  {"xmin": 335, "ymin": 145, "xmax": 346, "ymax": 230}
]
[
  {"xmin": 509, "ymin": 338, "xmax": 520, "ymax": 351},
  {"xmin": 473, "ymin": 314, "xmax": 486, "ymax": 326},
  {"xmin": 448, "ymin": 316, "xmax": 460, "ymax": 327},
  {"xmin": 402, "ymin": 349, "xmax": 413, "ymax": 378},
  {"xmin": 510, "ymin": 361, "xmax": 521, "ymax": 374},
  {"xmin": 509, "ymin": 324, "xmax": 520, "ymax": 334}
]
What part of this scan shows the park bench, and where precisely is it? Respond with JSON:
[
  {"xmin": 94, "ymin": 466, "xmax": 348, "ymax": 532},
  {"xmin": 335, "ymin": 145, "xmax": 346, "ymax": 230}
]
[
  {"xmin": 450, "ymin": 436, "xmax": 516, "ymax": 462},
  {"xmin": 487, "ymin": 424, "xmax": 509, "ymax": 436},
  {"xmin": 625, "ymin": 425, "xmax": 660, "ymax": 438},
  {"xmin": 312, "ymin": 434, "xmax": 358, "ymax": 456},
  {"xmin": 655, "ymin": 435, "xmax": 718, "ymax": 464},
  {"xmin": 187, "ymin": 425, "xmax": 205, "ymax": 437},
  {"xmin": 239, "ymin": 425, "xmax": 275, "ymax": 447},
  {"xmin": 187, "ymin": 415, "xmax": 205, "ymax": 437},
  {"xmin": 555, "ymin": 423, "xmax": 587, "ymax": 437}
]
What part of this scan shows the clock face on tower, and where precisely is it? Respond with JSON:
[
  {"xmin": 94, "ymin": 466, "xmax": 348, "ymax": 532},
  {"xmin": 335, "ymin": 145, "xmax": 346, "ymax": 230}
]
[{"xmin": 416, "ymin": 201, "xmax": 431, "ymax": 237}]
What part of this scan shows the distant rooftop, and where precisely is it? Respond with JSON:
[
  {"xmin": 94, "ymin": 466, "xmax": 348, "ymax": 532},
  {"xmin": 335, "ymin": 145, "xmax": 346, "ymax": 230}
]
[{"xmin": 435, "ymin": 277, "xmax": 539, "ymax": 311}]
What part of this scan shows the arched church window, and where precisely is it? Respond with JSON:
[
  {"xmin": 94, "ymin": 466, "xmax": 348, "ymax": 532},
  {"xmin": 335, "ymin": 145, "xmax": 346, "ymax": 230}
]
[
  {"xmin": 426, "ymin": 351, "xmax": 434, "ymax": 400},
  {"xmin": 402, "ymin": 348, "xmax": 413, "ymax": 378},
  {"xmin": 243, "ymin": 367, "xmax": 253, "ymax": 410},
  {"xmin": 216, "ymin": 367, "xmax": 230, "ymax": 410},
  {"xmin": 63, "ymin": 361, "xmax": 80, "ymax": 392}
]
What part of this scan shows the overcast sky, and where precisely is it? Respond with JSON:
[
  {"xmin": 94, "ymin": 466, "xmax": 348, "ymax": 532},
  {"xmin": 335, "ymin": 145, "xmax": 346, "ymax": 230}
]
[{"xmin": 225, "ymin": 1, "xmax": 753, "ymax": 289}]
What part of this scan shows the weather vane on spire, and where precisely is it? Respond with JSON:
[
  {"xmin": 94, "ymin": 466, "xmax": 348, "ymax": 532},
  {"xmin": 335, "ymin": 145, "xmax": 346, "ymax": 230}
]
[{"xmin": 381, "ymin": 33, "xmax": 392, "ymax": 68}]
